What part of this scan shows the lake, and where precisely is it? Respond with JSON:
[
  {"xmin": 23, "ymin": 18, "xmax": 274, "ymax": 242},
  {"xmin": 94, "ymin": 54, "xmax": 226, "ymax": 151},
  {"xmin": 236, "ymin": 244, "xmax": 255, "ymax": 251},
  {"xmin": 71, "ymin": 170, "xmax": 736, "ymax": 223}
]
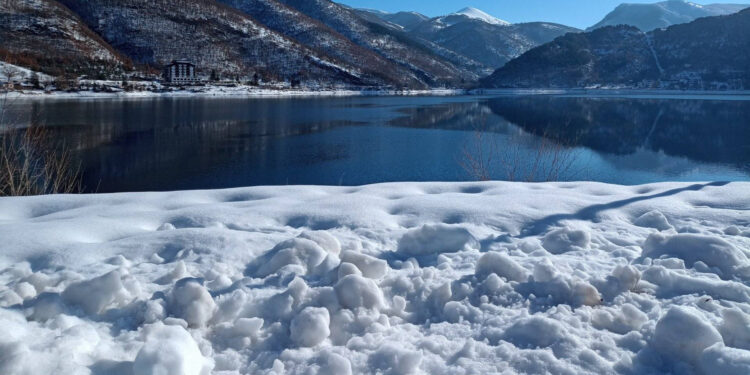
[{"xmin": 5, "ymin": 92, "xmax": 750, "ymax": 192}]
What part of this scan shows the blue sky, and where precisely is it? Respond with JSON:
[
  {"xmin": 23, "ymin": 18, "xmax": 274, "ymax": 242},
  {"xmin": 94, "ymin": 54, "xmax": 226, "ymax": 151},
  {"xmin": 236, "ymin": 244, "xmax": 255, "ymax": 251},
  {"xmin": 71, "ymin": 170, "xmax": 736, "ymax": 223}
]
[{"xmin": 338, "ymin": 0, "xmax": 747, "ymax": 29}]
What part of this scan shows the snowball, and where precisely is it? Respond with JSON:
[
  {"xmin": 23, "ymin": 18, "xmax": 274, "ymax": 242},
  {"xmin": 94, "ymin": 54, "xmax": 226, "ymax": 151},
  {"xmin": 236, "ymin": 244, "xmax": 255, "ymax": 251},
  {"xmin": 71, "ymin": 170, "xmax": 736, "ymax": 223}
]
[
  {"xmin": 397, "ymin": 224, "xmax": 476, "ymax": 256},
  {"xmin": 290, "ymin": 307, "xmax": 330, "ymax": 347},
  {"xmin": 249, "ymin": 232, "xmax": 340, "ymax": 278},
  {"xmin": 369, "ymin": 343, "xmax": 422, "ymax": 375},
  {"xmin": 299, "ymin": 231, "xmax": 341, "ymax": 256},
  {"xmin": 317, "ymin": 351, "xmax": 352, "ymax": 375},
  {"xmin": 169, "ymin": 279, "xmax": 217, "ymax": 327},
  {"xmin": 652, "ymin": 306, "xmax": 722, "ymax": 365},
  {"xmin": 340, "ymin": 251, "xmax": 388, "ymax": 279},
  {"xmin": 596, "ymin": 265, "xmax": 641, "ymax": 300},
  {"xmin": 642, "ymin": 233, "xmax": 748, "ymax": 279},
  {"xmin": 700, "ymin": 343, "xmax": 750, "ymax": 375},
  {"xmin": 62, "ymin": 270, "xmax": 132, "ymax": 315},
  {"xmin": 338, "ymin": 262, "xmax": 362, "ymax": 279},
  {"xmin": 335, "ymin": 274, "xmax": 384, "ymax": 310},
  {"xmin": 541, "ymin": 227, "xmax": 590, "ymax": 254},
  {"xmin": 133, "ymin": 323, "xmax": 213, "ymax": 375},
  {"xmin": 13, "ymin": 282, "xmax": 36, "ymax": 300},
  {"xmin": 475, "ymin": 252, "xmax": 528, "ymax": 282},
  {"xmin": 633, "ymin": 211, "xmax": 673, "ymax": 231}
]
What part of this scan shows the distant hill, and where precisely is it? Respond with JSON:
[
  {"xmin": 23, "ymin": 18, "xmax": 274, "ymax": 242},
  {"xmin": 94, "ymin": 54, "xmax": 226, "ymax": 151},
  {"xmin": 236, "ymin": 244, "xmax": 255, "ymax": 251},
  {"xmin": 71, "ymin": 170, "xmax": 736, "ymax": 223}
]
[
  {"xmin": 482, "ymin": 8, "xmax": 750, "ymax": 90},
  {"xmin": 0, "ymin": 0, "xmax": 129, "ymax": 77},
  {"xmin": 588, "ymin": 0, "xmax": 749, "ymax": 31}
]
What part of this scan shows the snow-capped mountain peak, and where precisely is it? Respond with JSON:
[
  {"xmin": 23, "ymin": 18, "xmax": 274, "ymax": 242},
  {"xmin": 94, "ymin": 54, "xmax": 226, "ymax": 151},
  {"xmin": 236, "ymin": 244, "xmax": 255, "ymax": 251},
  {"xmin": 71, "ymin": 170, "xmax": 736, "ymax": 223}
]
[{"xmin": 452, "ymin": 7, "xmax": 510, "ymax": 25}]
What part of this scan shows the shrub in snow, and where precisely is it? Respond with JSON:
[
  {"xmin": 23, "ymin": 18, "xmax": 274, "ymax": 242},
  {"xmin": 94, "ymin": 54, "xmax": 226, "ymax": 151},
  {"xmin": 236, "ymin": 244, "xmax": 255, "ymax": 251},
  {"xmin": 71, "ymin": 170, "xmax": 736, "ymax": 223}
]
[
  {"xmin": 541, "ymin": 227, "xmax": 591, "ymax": 254},
  {"xmin": 290, "ymin": 307, "xmax": 330, "ymax": 347},
  {"xmin": 633, "ymin": 211, "xmax": 673, "ymax": 231},
  {"xmin": 652, "ymin": 306, "xmax": 722, "ymax": 366},
  {"xmin": 369, "ymin": 343, "xmax": 422, "ymax": 375},
  {"xmin": 335, "ymin": 274, "xmax": 384, "ymax": 310},
  {"xmin": 62, "ymin": 270, "xmax": 133, "ymax": 315},
  {"xmin": 642, "ymin": 233, "xmax": 748, "ymax": 279},
  {"xmin": 700, "ymin": 343, "xmax": 750, "ymax": 375},
  {"xmin": 340, "ymin": 251, "xmax": 387, "ymax": 279},
  {"xmin": 169, "ymin": 279, "xmax": 217, "ymax": 328},
  {"xmin": 397, "ymin": 224, "xmax": 476, "ymax": 256},
  {"xmin": 133, "ymin": 323, "xmax": 213, "ymax": 375},
  {"xmin": 475, "ymin": 252, "xmax": 528, "ymax": 282},
  {"xmin": 248, "ymin": 232, "xmax": 341, "ymax": 278}
]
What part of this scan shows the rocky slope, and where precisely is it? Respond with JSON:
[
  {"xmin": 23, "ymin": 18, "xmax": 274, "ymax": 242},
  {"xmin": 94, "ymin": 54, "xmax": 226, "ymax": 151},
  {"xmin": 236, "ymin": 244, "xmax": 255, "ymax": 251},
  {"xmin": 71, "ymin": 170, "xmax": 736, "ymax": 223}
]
[
  {"xmin": 56, "ymin": 0, "xmax": 375, "ymax": 85},
  {"xmin": 276, "ymin": 0, "xmax": 479, "ymax": 86},
  {"xmin": 482, "ymin": 9, "xmax": 750, "ymax": 90},
  {"xmin": 589, "ymin": 0, "xmax": 748, "ymax": 31},
  {"xmin": 0, "ymin": 0, "xmax": 128, "ymax": 77}
]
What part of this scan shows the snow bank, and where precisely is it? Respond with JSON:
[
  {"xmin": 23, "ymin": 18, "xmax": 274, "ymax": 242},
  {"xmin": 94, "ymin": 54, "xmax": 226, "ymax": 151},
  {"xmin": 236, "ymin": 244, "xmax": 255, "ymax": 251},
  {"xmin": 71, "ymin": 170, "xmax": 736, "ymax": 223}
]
[
  {"xmin": 642, "ymin": 233, "xmax": 749, "ymax": 279},
  {"xmin": 0, "ymin": 181, "xmax": 748, "ymax": 374},
  {"xmin": 133, "ymin": 323, "xmax": 213, "ymax": 375}
]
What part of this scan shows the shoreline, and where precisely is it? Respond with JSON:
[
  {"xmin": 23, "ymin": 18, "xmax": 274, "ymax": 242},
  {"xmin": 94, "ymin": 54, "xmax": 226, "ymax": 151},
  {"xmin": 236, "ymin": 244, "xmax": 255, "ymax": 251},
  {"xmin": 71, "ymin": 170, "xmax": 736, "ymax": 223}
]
[{"xmin": 2, "ymin": 87, "xmax": 468, "ymax": 100}]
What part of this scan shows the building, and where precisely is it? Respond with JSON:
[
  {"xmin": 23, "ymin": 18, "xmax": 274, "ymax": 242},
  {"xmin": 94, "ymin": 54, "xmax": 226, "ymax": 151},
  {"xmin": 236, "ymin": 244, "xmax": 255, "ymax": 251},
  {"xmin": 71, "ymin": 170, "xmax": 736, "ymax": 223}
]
[{"xmin": 163, "ymin": 59, "xmax": 200, "ymax": 85}]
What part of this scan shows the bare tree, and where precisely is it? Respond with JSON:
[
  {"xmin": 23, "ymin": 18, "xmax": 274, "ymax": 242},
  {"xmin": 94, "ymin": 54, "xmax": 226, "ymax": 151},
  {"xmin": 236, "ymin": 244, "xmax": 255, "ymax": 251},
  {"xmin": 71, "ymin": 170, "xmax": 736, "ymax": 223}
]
[
  {"xmin": 461, "ymin": 121, "xmax": 586, "ymax": 183},
  {"xmin": 0, "ymin": 79, "xmax": 83, "ymax": 196}
]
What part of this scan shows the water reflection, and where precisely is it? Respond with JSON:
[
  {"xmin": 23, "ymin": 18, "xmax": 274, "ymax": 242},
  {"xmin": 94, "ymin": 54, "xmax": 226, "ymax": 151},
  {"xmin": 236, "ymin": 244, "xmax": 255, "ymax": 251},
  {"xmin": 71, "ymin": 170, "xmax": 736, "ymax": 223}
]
[{"xmin": 4, "ymin": 94, "xmax": 749, "ymax": 192}]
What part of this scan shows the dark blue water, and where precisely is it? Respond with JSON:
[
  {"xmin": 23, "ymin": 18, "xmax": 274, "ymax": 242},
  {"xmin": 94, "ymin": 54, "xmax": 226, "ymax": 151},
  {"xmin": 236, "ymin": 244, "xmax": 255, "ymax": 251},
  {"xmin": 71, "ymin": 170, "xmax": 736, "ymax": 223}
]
[{"xmin": 9, "ymin": 93, "xmax": 750, "ymax": 192}]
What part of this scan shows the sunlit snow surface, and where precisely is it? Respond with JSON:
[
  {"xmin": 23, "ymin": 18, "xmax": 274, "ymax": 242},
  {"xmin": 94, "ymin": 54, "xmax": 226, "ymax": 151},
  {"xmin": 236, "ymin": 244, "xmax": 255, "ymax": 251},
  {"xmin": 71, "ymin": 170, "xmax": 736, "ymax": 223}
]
[{"xmin": 1, "ymin": 181, "xmax": 749, "ymax": 375}]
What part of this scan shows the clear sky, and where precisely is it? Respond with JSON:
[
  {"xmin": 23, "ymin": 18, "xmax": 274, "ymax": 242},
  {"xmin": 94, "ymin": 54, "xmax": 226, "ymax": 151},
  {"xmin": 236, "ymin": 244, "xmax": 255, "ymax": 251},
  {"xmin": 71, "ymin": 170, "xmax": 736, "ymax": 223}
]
[{"xmin": 337, "ymin": 0, "xmax": 748, "ymax": 29}]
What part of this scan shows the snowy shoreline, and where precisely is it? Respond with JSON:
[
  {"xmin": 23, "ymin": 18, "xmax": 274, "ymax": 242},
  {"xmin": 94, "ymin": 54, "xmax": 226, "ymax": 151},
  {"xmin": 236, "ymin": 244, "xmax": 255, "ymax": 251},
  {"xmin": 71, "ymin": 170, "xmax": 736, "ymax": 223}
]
[
  {"xmin": 3, "ymin": 87, "xmax": 468, "ymax": 101},
  {"xmin": 1, "ymin": 181, "xmax": 749, "ymax": 374}
]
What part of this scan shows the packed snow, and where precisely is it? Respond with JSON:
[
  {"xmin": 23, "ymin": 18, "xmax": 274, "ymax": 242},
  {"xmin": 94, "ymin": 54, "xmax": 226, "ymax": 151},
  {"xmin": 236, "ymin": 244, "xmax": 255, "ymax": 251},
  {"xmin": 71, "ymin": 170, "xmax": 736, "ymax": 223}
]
[{"xmin": 0, "ymin": 181, "xmax": 749, "ymax": 374}]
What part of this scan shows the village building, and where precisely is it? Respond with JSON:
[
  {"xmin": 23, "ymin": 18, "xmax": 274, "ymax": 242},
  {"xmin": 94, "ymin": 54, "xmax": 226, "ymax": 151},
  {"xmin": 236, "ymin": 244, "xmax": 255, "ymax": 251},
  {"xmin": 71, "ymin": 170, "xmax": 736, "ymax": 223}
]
[{"xmin": 163, "ymin": 59, "xmax": 200, "ymax": 85}]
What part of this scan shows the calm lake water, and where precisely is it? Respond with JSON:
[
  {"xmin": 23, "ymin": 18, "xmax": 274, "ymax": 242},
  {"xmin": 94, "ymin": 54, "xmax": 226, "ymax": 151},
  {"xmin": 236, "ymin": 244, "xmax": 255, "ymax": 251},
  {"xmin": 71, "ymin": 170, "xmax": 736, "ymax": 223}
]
[{"xmin": 6, "ymin": 92, "xmax": 750, "ymax": 192}]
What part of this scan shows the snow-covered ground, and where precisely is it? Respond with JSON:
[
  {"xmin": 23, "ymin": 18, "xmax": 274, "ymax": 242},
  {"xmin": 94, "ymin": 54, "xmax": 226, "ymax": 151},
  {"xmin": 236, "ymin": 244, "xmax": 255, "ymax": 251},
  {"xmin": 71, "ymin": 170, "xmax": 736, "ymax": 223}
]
[
  {"xmin": 1, "ymin": 181, "xmax": 749, "ymax": 375},
  {"xmin": 4, "ymin": 87, "xmax": 465, "ymax": 100}
]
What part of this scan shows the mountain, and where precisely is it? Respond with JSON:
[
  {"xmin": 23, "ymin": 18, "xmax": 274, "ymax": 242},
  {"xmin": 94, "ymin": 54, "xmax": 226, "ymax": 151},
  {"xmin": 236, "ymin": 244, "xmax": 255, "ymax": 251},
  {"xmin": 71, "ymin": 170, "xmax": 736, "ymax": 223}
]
[
  {"xmin": 217, "ymin": 0, "xmax": 431, "ymax": 88},
  {"xmin": 482, "ymin": 8, "xmax": 750, "ymax": 89},
  {"xmin": 0, "ymin": 0, "xmax": 129, "ymax": 77},
  {"xmin": 56, "ymin": 0, "xmax": 378, "ymax": 86},
  {"xmin": 589, "ymin": 0, "xmax": 749, "ymax": 31},
  {"xmin": 450, "ymin": 7, "xmax": 510, "ymax": 26},
  {"xmin": 408, "ymin": 9, "xmax": 580, "ymax": 73},
  {"xmin": 357, "ymin": 10, "xmax": 430, "ymax": 30},
  {"xmin": 276, "ymin": 0, "xmax": 478, "ymax": 86}
]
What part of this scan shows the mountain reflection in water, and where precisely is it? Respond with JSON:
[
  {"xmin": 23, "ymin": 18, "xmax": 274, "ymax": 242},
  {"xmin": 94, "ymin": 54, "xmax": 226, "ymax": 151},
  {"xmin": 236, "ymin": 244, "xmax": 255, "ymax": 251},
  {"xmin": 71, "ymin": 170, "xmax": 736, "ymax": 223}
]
[{"xmin": 5, "ymin": 94, "xmax": 749, "ymax": 192}]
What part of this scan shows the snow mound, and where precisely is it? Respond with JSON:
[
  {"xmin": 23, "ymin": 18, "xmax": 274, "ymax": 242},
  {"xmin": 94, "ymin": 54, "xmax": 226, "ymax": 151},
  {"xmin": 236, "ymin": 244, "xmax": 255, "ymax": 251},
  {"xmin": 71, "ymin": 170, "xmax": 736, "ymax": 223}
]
[
  {"xmin": 62, "ymin": 270, "xmax": 135, "ymax": 315},
  {"xmin": 397, "ymin": 224, "xmax": 476, "ymax": 257},
  {"xmin": 700, "ymin": 344, "xmax": 750, "ymax": 375},
  {"xmin": 133, "ymin": 323, "xmax": 213, "ymax": 375},
  {"xmin": 168, "ymin": 279, "xmax": 217, "ymax": 328},
  {"xmin": 475, "ymin": 252, "xmax": 528, "ymax": 282},
  {"xmin": 335, "ymin": 274, "xmax": 384, "ymax": 310},
  {"xmin": 642, "ymin": 233, "xmax": 749, "ymax": 279},
  {"xmin": 652, "ymin": 306, "xmax": 722, "ymax": 366},
  {"xmin": 633, "ymin": 210, "xmax": 673, "ymax": 231},
  {"xmin": 542, "ymin": 226, "xmax": 591, "ymax": 254},
  {"xmin": 290, "ymin": 307, "xmax": 330, "ymax": 347},
  {"xmin": 247, "ymin": 231, "xmax": 341, "ymax": 278}
]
